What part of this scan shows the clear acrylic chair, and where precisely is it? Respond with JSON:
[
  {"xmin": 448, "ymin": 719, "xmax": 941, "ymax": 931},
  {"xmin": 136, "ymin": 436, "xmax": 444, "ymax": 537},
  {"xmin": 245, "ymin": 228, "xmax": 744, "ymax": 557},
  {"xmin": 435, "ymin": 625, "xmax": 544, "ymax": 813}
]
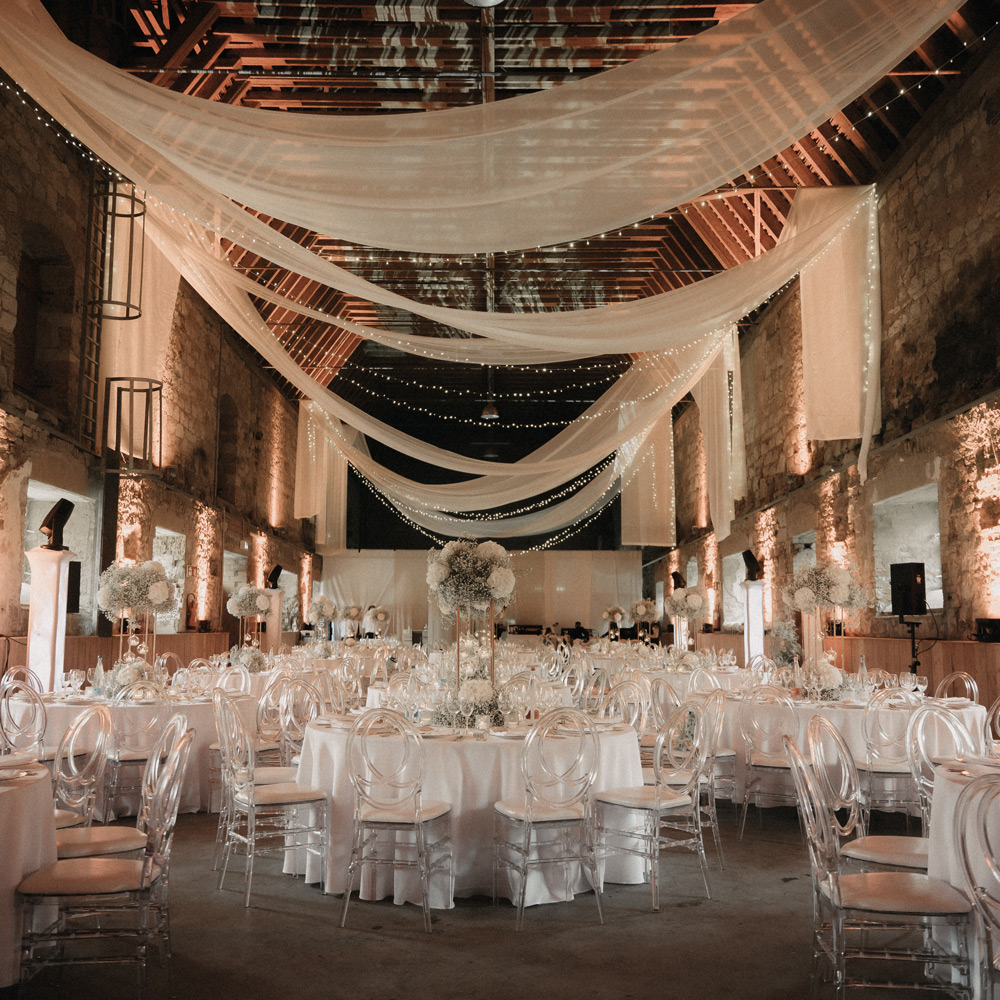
[
  {"xmin": 597, "ymin": 679, "xmax": 648, "ymax": 733},
  {"xmin": 52, "ymin": 704, "xmax": 113, "ymax": 831},
  {"xmin": 581, "ymin": 667, "xmax": 614, "ymax": 714},
  {"xmin": 905, "ymin": 703, "xmax": 977, "ymax": 835},
  {"xmin": 858, "ymin": 687, "xmax": 922, "ymax": 827},
  {"xmin": 216, "ymin": 690, "xmax": 329, "ymax": 906},
  {"xmin": 597, "ymin": 701, "xmax": 712, "ymax": 910},
  {"xmin": 493, "ymin": 707, "xmax": 603, "ymax": 929},
  {"xmin": 649, "ymin": 677, "xmax": 681, "ymax": 728},
  {"xmin": 985, "ymin": 694, "xmax": 1000, "ymax": 758},
  {"xmin": 342, "ymin": 709, "xmax": 452, "ymax": 933},
  {"xmin": 807, "ymin": 715, "xmax": 929, "ymax": 872},
  {"xmin": 217, "ymin": 664, "xmax": 252, "ymax": 695},
  {"xmin": 935, "ymin": 671, "xmax": 980, "ymax": 703},
  {"xmin": 0, "ymin": 679, "xmax": 47, "ymax": 756},
  {"xmin": 278, "ymin": 677, "xmax": 322, "ymax": 765},
  {"xmin": 955, "ymin": 772, "xmax": 1000, "ymax": 1000},
  {"xmin": 17, "ymin": 724, "xmax": 194, "ymax": 988},
  {"xmin": 105, "ymin": 678, "xmax": 168, "ymax": 821},
  {"xmin": 688, "ymin": 666, "xmax": 721, "ymax": 694},
  {"xmin": 314, "ymin": 671, "xmax": 348, "ymax": 715},
  {"xmin": 56, "ymin": 713, "xmax": 190, "ymax": 862},
  {"xmin": 784, "ymin": 735, "xmax": 973, "ymax": 997},
  {"xmin": 738, "ymin": 684, "xmax": 799, "ymax": 838},
  {"xmin": 1, "ymin": 666, "xmax": 43, "ymax": 693}
]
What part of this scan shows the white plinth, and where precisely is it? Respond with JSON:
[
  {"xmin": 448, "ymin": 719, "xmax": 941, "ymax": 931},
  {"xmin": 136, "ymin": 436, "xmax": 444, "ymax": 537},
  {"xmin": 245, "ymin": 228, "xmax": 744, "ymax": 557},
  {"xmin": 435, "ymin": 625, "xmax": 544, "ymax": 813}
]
[
  {"xmin": 742, "ymin": 579, "xmax": 766, "ymax": 665},
  {"xmin": 26, "ymin": 546, "xmax": 76, "ymax": 693},
  {"xmin": 261, "ymin": 589, "xmax": 283, "ymax": 655}
]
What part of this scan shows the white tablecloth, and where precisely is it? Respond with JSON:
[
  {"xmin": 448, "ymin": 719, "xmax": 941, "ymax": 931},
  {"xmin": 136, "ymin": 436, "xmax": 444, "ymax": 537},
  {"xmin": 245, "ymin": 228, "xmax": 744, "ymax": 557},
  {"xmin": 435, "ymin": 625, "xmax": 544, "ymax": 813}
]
[
  {"xmin": 713, "ymin": 695, "xmax": 986, "ymax": 798},
  {"xmin": 928, "ymin": 758, "xmax": 1000, "ymax": 999},
  {"xmin": 0, "ymin": 764, "xmax": 56, "ymax": 987},
  {"xmin": 287, "ymin": 723, "xmax": 644, "ymax": 908},
  {"xmin": 15, "ymin": 694, "xmax": 256, "ymax": 816}
]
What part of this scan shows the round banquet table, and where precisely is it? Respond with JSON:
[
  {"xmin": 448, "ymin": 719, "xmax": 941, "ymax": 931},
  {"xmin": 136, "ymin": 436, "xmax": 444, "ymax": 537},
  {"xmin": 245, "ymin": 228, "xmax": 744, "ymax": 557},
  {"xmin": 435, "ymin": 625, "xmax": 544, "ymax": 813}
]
[
  {"xmin": 286, "ymin": 720, "xmax": 644, "ymax": 908},
  {"xmin": 0, "ymin": 762, "xmax": 56, "ymax": 988},
  {"xmin": 927, "ymin": 757, "xmax": 1000, "ymax": 999},
  {"xmin": 12, "ymin": 693, "xmax": 257, "ymax": 817},
  {"xmin": 710, "ymin": 694, "xmax": 987, "ymax": 799}
]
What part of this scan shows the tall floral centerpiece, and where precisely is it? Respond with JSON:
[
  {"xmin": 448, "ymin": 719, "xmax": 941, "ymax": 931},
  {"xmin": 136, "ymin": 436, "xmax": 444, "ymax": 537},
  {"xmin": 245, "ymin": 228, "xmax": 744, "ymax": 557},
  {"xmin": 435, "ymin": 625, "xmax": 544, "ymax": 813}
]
[
  {"xmin": 371, "ymin": 605, "xmax": 390, "ymax": 638},
  {"xmin": 630, "ymin": 597, "xmax": 656, "ymax": 643},
  {"xmin": 783, "ymin": 561, "xmax": 869, "ymax": 667},
  {"xmin": 602, "ymin": 605, "xmax": 626, "ymax": 641},
  {"xmin": 97, "ymin": 560, "xmax": 178, "ymax": 668},
  {"xmin": 663, "ymin": 587, "xmax": 708, "ymax": 651},
  {"xmin": 227, "ymin": 583, "xmax": 272, "ymax": 650},
  {"xmin": 342, "ymin": 603, "xmax": 363, "ymax": 639},
  {"xmin": 307, "ymin": 595, "xmax": 337, "ymax": 640},
  {"xmin": 426, "ymin": 540, "xmax": 516, "ymax": 687}
]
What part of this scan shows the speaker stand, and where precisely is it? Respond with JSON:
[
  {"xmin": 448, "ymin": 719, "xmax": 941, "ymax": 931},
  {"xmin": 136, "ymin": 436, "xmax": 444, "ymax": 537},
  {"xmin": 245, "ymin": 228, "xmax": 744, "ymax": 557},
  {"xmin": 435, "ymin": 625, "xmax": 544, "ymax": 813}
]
[{"xmin": 899, "ymin": 617, "xmax": 921, "ymax": 674}]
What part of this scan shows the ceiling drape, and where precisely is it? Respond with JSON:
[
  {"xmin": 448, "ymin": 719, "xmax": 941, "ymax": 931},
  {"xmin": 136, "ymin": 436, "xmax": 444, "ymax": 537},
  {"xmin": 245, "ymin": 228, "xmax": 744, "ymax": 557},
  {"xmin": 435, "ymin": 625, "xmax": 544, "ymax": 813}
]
[{"xmin": 0, "ymin": 0, "xmax": 958, "ymax": 253}]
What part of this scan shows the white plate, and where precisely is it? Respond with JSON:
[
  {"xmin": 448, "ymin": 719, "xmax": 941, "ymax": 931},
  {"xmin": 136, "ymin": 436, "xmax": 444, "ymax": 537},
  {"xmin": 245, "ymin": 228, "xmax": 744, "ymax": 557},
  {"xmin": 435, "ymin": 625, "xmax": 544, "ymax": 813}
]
[{"xmin": 491, "ymin": 727, "xmax": 527, "ymax": 739}]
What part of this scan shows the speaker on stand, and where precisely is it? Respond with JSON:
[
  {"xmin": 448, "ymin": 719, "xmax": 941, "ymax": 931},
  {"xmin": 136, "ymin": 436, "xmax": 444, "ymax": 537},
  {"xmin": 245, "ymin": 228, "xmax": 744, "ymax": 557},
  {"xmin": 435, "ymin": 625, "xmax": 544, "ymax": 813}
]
[{"xmin": 890, "ymin": 562, "xmax": 925, "ymax": 674}]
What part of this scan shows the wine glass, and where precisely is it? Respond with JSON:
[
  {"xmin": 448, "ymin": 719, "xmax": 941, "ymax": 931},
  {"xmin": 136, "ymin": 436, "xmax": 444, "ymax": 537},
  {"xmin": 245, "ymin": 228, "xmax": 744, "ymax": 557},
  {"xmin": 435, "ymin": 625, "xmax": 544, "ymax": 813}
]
[
  {"xmin": 458, "ymin": 691, "xmax": 476, "ymax": 737},
  {"xmin": 66, "ymin": 669, "xmax": 85, "ymax": 696},
  {"xmin": 915, "ymin": 674, "xmax": 929, "ymax": 697}
]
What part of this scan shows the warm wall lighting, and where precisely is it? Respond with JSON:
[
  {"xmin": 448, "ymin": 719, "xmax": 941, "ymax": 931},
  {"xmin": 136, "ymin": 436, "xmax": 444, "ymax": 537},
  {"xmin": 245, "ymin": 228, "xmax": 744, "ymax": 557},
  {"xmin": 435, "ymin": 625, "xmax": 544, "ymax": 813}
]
[
  {"xmin": 116, "ymin": 478, "xmax": 149, "ymax": 562},
  {"xmin": 194, "ymin": 503, "xmax": 217, "ymax": 621}
]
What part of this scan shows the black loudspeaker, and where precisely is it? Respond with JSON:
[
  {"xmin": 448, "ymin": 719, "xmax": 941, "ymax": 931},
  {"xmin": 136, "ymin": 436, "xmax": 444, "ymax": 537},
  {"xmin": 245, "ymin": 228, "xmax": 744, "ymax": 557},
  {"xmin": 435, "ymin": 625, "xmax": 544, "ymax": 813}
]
[
  {"xmin": 890, "ymin": 562, "xmax": 925, "ymax": 617},
  {"xmin": 66, "ymin": 561, "xmax": 81, "ymax": 614}
]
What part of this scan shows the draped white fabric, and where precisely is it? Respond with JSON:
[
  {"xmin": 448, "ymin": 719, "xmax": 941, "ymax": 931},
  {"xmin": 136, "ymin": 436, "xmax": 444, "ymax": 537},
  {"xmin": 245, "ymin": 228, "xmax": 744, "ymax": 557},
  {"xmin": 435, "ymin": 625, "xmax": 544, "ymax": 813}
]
[
  {"xmin": 100, "ymin": 238, "xmax": 179, "ymax": 449},
  {"xmin": 691, "ymin": 327, "xmax": 747, "ymax": 542},
  {"xmin": 0, "ymin": 0, "xmax": 958, "ymax": 253},
  {"xmin": 620, "ymin": 412, "xmax": 676, "ymax": 548},
  {"xmin": 793, "ymin": 188, "xmax": 884, "ymax": 481},
  {"xmin": 294, "ymin": 409, "xmax": 348, "ymax": 556}
]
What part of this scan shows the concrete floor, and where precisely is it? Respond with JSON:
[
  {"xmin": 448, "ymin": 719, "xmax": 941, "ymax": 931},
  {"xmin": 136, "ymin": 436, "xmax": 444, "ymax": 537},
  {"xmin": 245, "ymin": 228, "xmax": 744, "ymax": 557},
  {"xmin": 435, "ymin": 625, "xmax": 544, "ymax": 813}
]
[{"xmin": 8, "ymin": 806, "xmax": 938, "ymax": 1000}]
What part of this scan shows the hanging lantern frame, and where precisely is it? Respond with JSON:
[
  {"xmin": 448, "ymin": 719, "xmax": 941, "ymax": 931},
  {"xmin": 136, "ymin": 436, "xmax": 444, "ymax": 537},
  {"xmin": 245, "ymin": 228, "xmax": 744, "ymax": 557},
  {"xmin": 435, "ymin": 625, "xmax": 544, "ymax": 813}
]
[
  {"xmin": 89, "ymin": 176, "xmax": 144, "ymax": 321},
  {"xmin": 103, "ymin": 376, "xmax": 162, "ymax": 478}
]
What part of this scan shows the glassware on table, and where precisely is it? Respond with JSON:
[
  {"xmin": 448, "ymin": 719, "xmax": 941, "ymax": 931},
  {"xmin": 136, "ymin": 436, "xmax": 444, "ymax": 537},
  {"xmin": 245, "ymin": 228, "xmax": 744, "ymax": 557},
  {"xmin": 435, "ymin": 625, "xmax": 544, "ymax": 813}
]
[
  {"xmin": 899, "ymin": 673, "xmax": 917, "ymax": 693},
  {"xmin": 66, "ymin": 669, "xmax": 86, "ymax": 696},
  {"xmin": 458, "ymin": 692, "xmax": 476, "ymax": 737},
  {"xmin": 915, "ymin": 674, "xmax": 929, "ymax": 696}
]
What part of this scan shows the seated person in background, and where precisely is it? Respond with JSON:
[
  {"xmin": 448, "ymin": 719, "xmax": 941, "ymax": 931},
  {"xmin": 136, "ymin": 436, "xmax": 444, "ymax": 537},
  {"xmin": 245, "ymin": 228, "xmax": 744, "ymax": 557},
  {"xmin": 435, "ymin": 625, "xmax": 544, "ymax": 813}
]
[
  {"xmin": 568, "ymin": 621, "xmax": 589, "ymax": 643},
  {"xmin": 542, "ymin": 623, "xmax": 560, "ymax": 645},
  {"xmin": 649, "ymin": 621, "xmax": 662, "ymax": 645}
]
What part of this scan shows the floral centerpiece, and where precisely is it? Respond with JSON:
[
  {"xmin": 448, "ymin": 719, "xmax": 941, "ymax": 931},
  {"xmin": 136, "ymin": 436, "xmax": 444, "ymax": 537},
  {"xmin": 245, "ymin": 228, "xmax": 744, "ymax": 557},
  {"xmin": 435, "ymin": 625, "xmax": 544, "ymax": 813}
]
[
  {"xmin": 371, "ymin": 605, "xmax": 390, "ymax": 635},
  {"xmin": 307, "ymin": 595, "xmax": 337, "ymax": 625},
  {"xmin": 341, "ymin": 603, "xmax": 363, "ymax": 637},
  {"xmin": 227, "ymin": 583, "xmax": 272, "ymax": 648},
  {"xmin": 97, "ymin": 560, "xmax": 178, "ymax": 623},
  {"xmin": 783, "ymin": 561, "xmax": 869, "ymax": 614},
  {"xmin": 630, "ymin": 597, "xmax": 657, "ymax": 623},
  {"xmin": 431, "ymin": 672, "xmax": 503, "ymax": 729},
  {"xmin": 102, "ymin": 658, "xmax": 158, "ymax": 699},
  {"xmin": 800, "ymin": 652, "xmax": 846, "ymax": 700},
  {"xmin": 426, "ymin": 540, "xmax": 516, "ymax": 620},
  {"xmin": 229, "ymin": 644, "xmax": 269, "ymax": 674},
  {"xmin": 602, "ymin": 605, "xmax": 626, "ymax": 626},
  {"xmin": 770, "ymin": 618, "xmax": 803, "ymax": 667},
  {"xmin": 227, "ymin": 583, "xmax": 272, "ymax": 619},
  {"xmin": 97, "ymin": 561, "xmax": 178, "ymax": 666},
  {"xmin": 663, "ymin": 587, "xmax": 708, "ymax": 622},
  {"xmin": 308, "ymin": 638, "xmax": 333, "ymax": 658}
]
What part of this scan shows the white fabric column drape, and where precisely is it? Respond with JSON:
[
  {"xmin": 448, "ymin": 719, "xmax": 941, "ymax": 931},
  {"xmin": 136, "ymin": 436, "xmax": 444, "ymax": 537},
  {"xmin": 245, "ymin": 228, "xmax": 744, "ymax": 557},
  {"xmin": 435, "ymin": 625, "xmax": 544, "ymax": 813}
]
[
  {"xmin": 294, "ymin": 407, "xmax": 347, "ymax": 555},
  {"xmin": 620, "ymin": 411, "xmax": 676, "ymax": 548},
  {"xmin": 792, "ymin": 185, "xmax": 883, "ymax": 481},
  {"xmin": 691, "ymin": 326, "xmax": 746, "ymax": 542}
]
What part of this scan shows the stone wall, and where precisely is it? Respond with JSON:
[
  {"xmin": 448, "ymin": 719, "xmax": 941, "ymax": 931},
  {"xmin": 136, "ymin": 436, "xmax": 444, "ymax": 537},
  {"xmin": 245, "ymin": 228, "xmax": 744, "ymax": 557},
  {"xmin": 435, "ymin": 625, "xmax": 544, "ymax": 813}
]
[
  {"xmin": 0, "ymin": 76, "xmax": 315, "ymax": 639},
  {"xmin": 658, "ymin": 46, "xmax": 1000, "ymax": 644}
]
